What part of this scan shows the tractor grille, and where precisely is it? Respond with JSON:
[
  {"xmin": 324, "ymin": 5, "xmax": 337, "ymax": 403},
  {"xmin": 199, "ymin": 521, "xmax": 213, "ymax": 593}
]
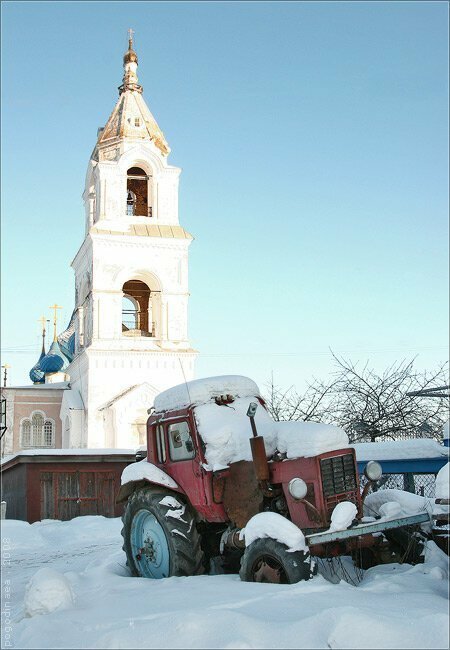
[{"xmin": 320, "ymin": 454, "xmax": 359, "ymax": 515}]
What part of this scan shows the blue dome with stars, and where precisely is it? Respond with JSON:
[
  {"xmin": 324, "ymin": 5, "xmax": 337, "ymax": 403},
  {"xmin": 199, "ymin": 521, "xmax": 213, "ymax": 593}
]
[
  {"xmin": 39, "ymin": 340, "xmax": 69, "ymax": 374},
  {"xmin": 29, "ymin": 347, "xmax": 46, "ymax": 384}
]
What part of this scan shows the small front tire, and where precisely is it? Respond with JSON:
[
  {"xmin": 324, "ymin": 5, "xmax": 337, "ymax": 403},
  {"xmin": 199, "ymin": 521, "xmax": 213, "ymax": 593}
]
[{"xmin": 239, "ymin": 537, "xmax": 314, "ymax": 584}]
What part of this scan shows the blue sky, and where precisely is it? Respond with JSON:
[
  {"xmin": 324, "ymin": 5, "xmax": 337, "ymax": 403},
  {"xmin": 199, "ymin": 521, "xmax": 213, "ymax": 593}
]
[{"xmin": 1, "ymin": 1, "xmax": 448, "ymax": 392}]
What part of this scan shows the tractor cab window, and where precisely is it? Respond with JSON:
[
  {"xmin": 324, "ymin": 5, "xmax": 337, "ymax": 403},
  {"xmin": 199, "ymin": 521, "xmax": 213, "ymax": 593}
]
[
  {"xmin": 168, "ymin": 421, "xmax": 195, "ymax": 462},
  {"xmin": 155, "ymin": 424, "xmax": 166, "ymax": 464}
]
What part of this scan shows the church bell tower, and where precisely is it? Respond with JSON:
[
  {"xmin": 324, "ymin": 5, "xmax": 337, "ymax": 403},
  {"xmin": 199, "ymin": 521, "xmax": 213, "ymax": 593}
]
[{"xmin": 65, "ymin": 32, "xmax": 197, "ymax": 449}]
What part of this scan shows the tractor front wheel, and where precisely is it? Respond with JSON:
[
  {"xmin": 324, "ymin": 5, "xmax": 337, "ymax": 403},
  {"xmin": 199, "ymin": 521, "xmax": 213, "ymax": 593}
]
[
  {"xmin": 121, "ymin": 486, "xmax": 204, "ymax": 578},
  {"xmin": 239, "ymin": 538, "xmax": 314, "ymax": 584}
]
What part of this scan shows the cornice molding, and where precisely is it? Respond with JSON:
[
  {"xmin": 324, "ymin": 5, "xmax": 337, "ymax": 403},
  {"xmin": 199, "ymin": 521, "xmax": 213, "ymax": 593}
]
[
  {"xmin": 84, "ymin": 347, "xmax": 198, "ymax": 358},
  {"xmin": 90, "ymin": 235, "xmax": 191, "ymax": 251}
]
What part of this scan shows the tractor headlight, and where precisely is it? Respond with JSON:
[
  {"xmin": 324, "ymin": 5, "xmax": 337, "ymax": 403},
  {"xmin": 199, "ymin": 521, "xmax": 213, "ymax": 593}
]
[
  {"xmin": 364, "ymin": 460, "xmax": 382, "ymax": 482},
  {"xmin": 288, "ymin": 478, "xmax": 308, "ymax": 500}
]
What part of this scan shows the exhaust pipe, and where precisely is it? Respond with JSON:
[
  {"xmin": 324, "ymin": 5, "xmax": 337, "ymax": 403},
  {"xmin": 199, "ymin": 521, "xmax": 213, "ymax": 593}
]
[
  {"xmin": 249, "ymin": 436, "xmax": 270, "ymax": 482},
  {"xmin": 247, "ymin": 402, "xmax": 270, "ymax": 483}
]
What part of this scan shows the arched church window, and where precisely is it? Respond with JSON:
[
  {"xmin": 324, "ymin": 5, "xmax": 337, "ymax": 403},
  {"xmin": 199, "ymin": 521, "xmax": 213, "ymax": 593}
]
[
  {"xmin": 32, "ymin": 413, "xmax": 44, "ymax": 447},
  {"xmin": 126, "ymin": 167, "xmax": 151, "ymax": 217},
  {"xmin": 44, "ymin": 421, "xmax": 54, "ymax": 447},
  {"xmin": 21, "ymin": 420, "xmax": 31, "ymax": 447},
  {"xmin": 21, "ymin": 412, "xmax": 55, "ymax": 448}
]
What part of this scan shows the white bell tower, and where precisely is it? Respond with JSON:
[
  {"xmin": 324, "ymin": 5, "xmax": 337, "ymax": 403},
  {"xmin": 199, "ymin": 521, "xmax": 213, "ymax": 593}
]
[{"xmin": 65, "ymin": 32, "xmax": 197, "ymax": 449}]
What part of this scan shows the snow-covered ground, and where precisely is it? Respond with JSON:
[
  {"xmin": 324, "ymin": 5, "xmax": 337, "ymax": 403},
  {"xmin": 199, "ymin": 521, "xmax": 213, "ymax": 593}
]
[{"xmin": 1, "ymin": 516, "xmax": 449, "ymax": 649}]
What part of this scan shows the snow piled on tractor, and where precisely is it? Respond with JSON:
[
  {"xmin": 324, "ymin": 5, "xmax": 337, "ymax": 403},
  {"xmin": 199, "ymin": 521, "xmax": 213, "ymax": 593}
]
[
  {"xmin": 276, "ymin": 420, "xmax": 348, "ymax": 458},
  {"xmin": 154, "ymin": 375, "xmax": 260, "ymax": 412},
  {"xmin": 195, "ymin": 397, "xmax": 349, "ymax": 470},
  {"xmin": 195, "ymin": 397, "xmax": 277, "ymax": 469},
  {"xmin": 362, "ymin": 471, "xmax": 448, "ymax": 523},
  {"xmin": 327, "ymin": 501, "xmax": 358, "ymax": 532},
  {"xmin": 240, "ymin": 512, "xmax": 307, "ymax": 551},
  {"xmin": 364, "ymin": 488, "xmax": 434, "ymax": 520},
  {"xmin": 152, "ymin": 375, "xmax": 351, "ymax": 471},
  {"xmin": 121, "ymin": 459, "xmax": 178, "ymax": 488}
]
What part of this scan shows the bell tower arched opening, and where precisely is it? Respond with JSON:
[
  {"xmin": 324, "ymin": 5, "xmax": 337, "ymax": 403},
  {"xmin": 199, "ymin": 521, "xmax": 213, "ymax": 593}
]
[
  {"xmin": 122, "ymin": 294, "xmax": 139, "ymax": 330},
  {"xmin": 126, "ymin": 167, "xmax": 152, "ymax": 217},
  {"xmin": 122, "ymin": 279, "xmax": 159, "ymax": 337}
]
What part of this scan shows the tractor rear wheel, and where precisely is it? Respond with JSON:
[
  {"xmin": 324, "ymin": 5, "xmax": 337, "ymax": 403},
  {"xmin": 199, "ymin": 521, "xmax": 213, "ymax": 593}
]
[
  {"xmin": 121, "ymin": 486, "xmax": 204, "ymax": 578},
  {"xmin": 239, "ymin": 538, "xmax": 314, "ymax": 584}
]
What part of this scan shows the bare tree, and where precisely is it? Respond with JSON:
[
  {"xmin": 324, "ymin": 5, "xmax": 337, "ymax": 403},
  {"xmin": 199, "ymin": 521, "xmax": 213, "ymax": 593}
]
[
  {"xmin": 263, "ymin": 358, "xmax": 449, "ymax": 443},
  {"xmin": 263, "ymin": 372, "xmax": 337, "ymax": 423},
  {"xmin": 329, "ymin": 354, "xmax": 449, "ymax": 443}
]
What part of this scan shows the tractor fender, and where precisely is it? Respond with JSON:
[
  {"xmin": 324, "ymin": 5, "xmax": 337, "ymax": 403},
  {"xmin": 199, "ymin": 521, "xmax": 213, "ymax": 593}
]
[
  {"xmin": 116, "ymin": 461, "xmax": 185, "ymax": 504},
  {"xmin": 115, "ymin": 478, "xmax": 186, "ymax": 504}
]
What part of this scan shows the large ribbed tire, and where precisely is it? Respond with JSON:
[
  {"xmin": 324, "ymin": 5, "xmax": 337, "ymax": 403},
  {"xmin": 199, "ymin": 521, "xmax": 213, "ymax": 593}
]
[
  {"xmin": 121, "ymin": 486, "xmax": 204, "ymax": 578},
  {"xmin": 239, "ymin": 538, "xmax": 314, "ymax": 584}
]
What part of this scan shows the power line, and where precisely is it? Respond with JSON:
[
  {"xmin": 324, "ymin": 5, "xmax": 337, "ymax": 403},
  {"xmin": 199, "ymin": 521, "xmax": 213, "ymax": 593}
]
[
  {"xmin": 199, "ymin": 347, "xmax": 449, "ymax": 358},
  {"xmin": 2, "ymin": 346, "xmax": 448, "ymax": 357}
]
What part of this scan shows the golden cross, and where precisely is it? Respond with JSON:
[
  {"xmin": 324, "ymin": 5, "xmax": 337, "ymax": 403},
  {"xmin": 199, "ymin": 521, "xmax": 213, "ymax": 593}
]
[
  {"xmin": 128, "ymin": 27, "xmax": 134, "ymax": 48},
  {"xmin": 38, "ymin": 315, "xmax": 47, "ymax": 334},
  {"xmin": 49, "ymin": 304, "xmax": 63, "ymax": 341}
]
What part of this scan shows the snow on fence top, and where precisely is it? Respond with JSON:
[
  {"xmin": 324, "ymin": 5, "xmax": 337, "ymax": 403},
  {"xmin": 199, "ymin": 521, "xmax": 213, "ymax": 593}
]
[
  {"xmin": 351, "ymin": 439, "xmax": 449, "ymax": 462},
  {"xmin": 153, "ymin": 375, "xmax": 261, "ymax": 413},
  {"xmin": 195, "ymin": 397, "xmax": 349, "ymax": 470}
]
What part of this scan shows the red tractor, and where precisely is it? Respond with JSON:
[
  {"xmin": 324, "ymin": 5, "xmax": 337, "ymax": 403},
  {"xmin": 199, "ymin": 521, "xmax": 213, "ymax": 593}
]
[{"xmin": 117, "ymin": 376, "xmax": 430, "ymax": 583}]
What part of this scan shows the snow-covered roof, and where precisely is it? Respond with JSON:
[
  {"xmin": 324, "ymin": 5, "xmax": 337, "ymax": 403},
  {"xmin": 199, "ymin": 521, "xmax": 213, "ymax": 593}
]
[
  {"xmin": 98, "ymin": 81, "xmax": 170, "ymax": 155},
  {"xmin": 3, "ymin": 382, "xmax": 70, "ymax": 390},
  {"xmin": 98, "ymin": 384, "xmax": 140, "ymax": 410},
  {"xmin": 1, "ymin": 448, "xmax": 135, "ymax": 466},
  {"xmin": 351, "ymin": 439, "xmax": 449, "ymax": 462},
  {"xmin": 98, "ymin": 382, "xmax": 158, "ymax": 411},
  {"xmin": 153, "ymin": 375, "xmax": 261, "ymax": 413}
]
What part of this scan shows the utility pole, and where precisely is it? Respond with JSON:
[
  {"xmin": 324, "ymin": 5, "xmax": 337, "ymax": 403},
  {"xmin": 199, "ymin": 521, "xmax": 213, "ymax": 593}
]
[{"xmin": 1, "ymin": 364, "xmax": 10, "ymax": 388}]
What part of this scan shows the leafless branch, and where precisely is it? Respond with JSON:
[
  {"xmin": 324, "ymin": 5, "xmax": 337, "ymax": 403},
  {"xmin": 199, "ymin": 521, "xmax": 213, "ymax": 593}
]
[{"xmin": 263, "ymin": 358, "xmax": 449, "ymax": 443}]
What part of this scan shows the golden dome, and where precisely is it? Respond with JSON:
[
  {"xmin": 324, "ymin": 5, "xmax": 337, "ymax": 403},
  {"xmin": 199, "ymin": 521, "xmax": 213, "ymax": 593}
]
[{"xmin": 124, "ymin": 47, "xmax": 138, "ymax": 65}]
